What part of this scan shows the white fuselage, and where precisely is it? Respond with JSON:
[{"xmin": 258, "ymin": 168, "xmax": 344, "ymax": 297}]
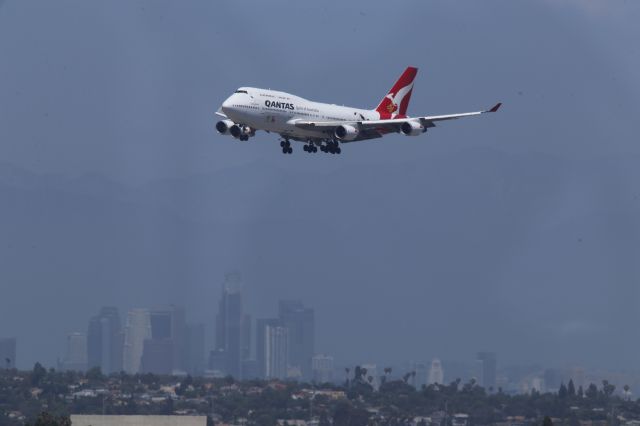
[{"xmin": 220, "ymin": 87, "xmax": 380, "ymax": 141}]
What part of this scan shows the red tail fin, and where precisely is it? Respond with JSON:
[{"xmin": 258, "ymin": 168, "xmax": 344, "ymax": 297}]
[{"xmin": 375, "ymin": 66, "xmax": 418, "ymax": 118}]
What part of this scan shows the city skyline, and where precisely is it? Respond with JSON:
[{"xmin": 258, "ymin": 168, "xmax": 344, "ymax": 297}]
[{"xmin": 4, "ymin": 289, "xmax": 639, "ymax": 397}]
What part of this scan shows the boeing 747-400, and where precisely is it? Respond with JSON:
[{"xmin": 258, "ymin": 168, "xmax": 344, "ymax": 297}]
[{"xmin": 216, "ymin": 66, "xmax": 500, "ymax": 154}]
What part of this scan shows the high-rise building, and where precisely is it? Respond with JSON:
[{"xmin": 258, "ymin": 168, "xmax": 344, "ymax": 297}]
[
  {"xmin": 531, "ymin": 376, "xmax": 545, "ymax": 393},
  {"xmin": 428, "ymin": 358, "xmax": 444, "ymax": 385},
  {"xmin": 544, "ymin": 368, "xmax": 560, "ymax": 392},
  {"xmin": 123, "ymin": 309, "xmax": 152, "ymax": 374},
  {"xmin": 242, "ymin": 359, "xmax": 260, "ymax": 380},
  {"xmin": 0, "ymin": 337, "xmax": 17, "ymax": 369},
  {"xmin": 312, "ymin": 354, "xmax": 334, "ymax": 383},
  {"xmin": 141, "ymin": 339, "xmax": 173, "ymax": 375},
  {"xmin": 215, "ymin": 276, "xmax": 246, "ymax": 379},
  {"xmin": 411, "ymin": 362, "xmax": 428, "ymax": 389},
  {"xmin": 62, "ymin": 333, "xmax": 87, "ymax": 372},
  {"xmin": 256, "ymin": 318, "xmax": 281, "ymax": 379},
  {"xmin": 278, "ymin": 300, "xmax": 315, "ymax": 380},
  {"xmin": 241, "ymin": 314, "xmax": 252, "ymax": 361},
  {"xmin": 569, "ymin": 366, "xmax": 585, "ymax": 390},
  {"xmin": 87, "ymin": 307, "xmax": 123, "ymax": 374},
  {"xmin": 476, "ymin": 352, "xmax": 497, "ymax": 390},
  {"xmin": 265, "ymin": 324, "xmax": 289, "ymax": 380},
  {"xmin": 185, "ymin": 323, "xmax": 205, "ymax": 375},
  {"xmin": 208, "ymin": 348, "xmax": 228, "ymax": 375},
  {"xmin": 141, "ymin": 305, "xmax": 187, "ymax": 374}
]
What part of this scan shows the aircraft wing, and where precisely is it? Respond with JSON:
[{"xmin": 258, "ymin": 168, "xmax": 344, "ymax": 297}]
[{"xmin": 293, "ymin": 103, "xmax": 501, "ymax": 136}]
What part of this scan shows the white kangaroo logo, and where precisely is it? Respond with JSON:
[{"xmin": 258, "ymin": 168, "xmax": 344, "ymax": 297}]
[{"xmin": 383, "ymin": 82, "xmax": 413, "ymax": 118}]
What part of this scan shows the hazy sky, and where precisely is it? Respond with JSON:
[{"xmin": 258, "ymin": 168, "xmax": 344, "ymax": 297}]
[{"xmin": 1, "ymin": 0, "xmax": 640, "ymax": 372}]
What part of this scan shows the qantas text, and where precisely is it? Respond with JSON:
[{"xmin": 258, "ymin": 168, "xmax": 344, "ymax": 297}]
[{"xmin": 265, "ymin": 100, "xmax": 295, "ymax": 110}]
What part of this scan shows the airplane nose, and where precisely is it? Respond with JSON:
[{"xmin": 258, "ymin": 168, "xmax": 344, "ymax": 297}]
[{"xmin": 221, "ymin": 98, "xmax": 232, "ymax": 114}]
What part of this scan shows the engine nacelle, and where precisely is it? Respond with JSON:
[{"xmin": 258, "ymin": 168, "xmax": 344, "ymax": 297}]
[
  {"xmin": 215, "ymin": 119, "xmax": 235, "ymax": 135},
  {"xmin": 229, "ymin": 124, "xmax": 254, "ymax": 139},
  {"xmin": 334, "ymin": 124, "xmax": 359, "ymax": 141},
  {"xmin": 400, "ymin": 120, "xmax": 425, "ymax": 136}
]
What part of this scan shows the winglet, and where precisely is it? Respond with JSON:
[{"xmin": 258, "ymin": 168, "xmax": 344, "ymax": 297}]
[{"xmin": 488, "ymin": 102, "xmax": 502, "ymax": 113}]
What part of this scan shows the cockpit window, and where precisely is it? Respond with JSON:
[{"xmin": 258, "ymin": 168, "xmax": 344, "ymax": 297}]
[{"xmin": 235, "ymin": 90, "xmax": 248, "ymax": 94}]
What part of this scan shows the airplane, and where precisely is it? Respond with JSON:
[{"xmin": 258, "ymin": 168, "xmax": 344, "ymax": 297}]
[{"xmin": 215, "ymin": 66, "xmax": 500, "ymax": 155}]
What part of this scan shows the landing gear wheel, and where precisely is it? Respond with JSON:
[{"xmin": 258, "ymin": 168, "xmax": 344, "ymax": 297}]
[
  {"xmin": 336, "ymin": 147, "xmax": 341, "ymax": 154},
  {"xmin": 287, "ymin": 147, "xmax": 293, "ymax": 154},
  {"xmin": 280, "ymin": 141, "xmax": 286, "ymax": 148},
  {"xmin": 303, "ymin": 145, "xmax": 309, "ymax": 152}
]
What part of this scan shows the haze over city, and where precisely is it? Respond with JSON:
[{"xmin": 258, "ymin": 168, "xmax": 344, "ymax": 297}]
[{"xmin": 1, "ymin": 0, "xmax": 640, "ymax": 379}]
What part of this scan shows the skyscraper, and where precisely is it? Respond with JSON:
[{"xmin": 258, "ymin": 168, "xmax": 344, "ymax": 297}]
[
  {"xmin": 123, "ymin": 309, "xmax": 152, "ymax": 374},
  {"xmin": 264, "ymin": 324, "xmax": 289, "ymax": 380},
  {"xmin": 215, "ymin": 276, "xmax": 245, "ymax": 379},
  {"xmin": 62, "ymin": 333, "xmax": 87, "ymax": 372},
  {"xmin": 428, "ymin": 358, "xmax": 444, "ymax": 385},
  {"xmin": 141, "ymin": 305, "xmax": 187, "ymax": 374},
  {"xmin": 256, "ymin": 318, "xmax": 282, "ymax": 379},
  {"xmin": 278, "ymin": 300, "xmax": 315, "ymax": 380},
  {"xmin": 241, "ymin": 314, "xmax": 252, "ymax": 361},
  {"xmin": 140, "ymin": 339, "xmax": 173, "ymax": 374},
  {"xmin": 0, "ymin": 337, "xmax": 17, "ymax": 369},
  {"xmin": 87, "ymin": 307, "xmax": 123, "ymax": 374},
  {"xmin": 185, "ymin": 323, "xmax": 205, "ymax": 375},
  {"xmin": 476, "ymin": 352, "xmax": 497, "ymax": 390}
]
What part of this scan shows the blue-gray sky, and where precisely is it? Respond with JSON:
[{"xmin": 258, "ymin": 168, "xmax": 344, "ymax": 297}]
[{"xmin": 1, "ymin": 0, "xmax": 639, "ymax": 371}]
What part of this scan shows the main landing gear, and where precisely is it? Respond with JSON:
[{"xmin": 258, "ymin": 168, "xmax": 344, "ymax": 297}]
[
  {"xmin": 321, "ymin": 141, "xmax": 341, "ymax": 154},
  {"xmin": 280, "ymin": 139, "xmax": 293, "ymax": 154},
  {"xmin": 303, "ymin": 143, "xmax": 318, "ymax": 153},
  {"xmin": 278, "ymin": 139, "xmax": 342, "ymax": 155}
]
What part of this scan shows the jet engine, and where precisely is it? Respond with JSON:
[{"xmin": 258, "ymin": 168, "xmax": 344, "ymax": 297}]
[
  {"xmin": 229, "ymin": 124, "xmax": 254, "ymax": 140},
  {"xmin": 334, "ymin": 124, "xmax": 359, "ymax": 141},
  {"xmin": 215, "ymin": 119, "xmax": 235, "ymax": 135},
  {"xmin": 400, "ymin": 120, "xmax": 425, "ymax": 136}
]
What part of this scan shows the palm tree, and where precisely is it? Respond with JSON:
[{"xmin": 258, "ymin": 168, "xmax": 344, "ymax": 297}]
[{"xmin": 623, "ymin": 384, "xmax": 631, "ymax": 401}]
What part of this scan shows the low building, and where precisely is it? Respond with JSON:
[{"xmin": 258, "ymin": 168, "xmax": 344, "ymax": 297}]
[{"xmin": 70, "ymin": 415, "xmax": 206, "ymax": 426}]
